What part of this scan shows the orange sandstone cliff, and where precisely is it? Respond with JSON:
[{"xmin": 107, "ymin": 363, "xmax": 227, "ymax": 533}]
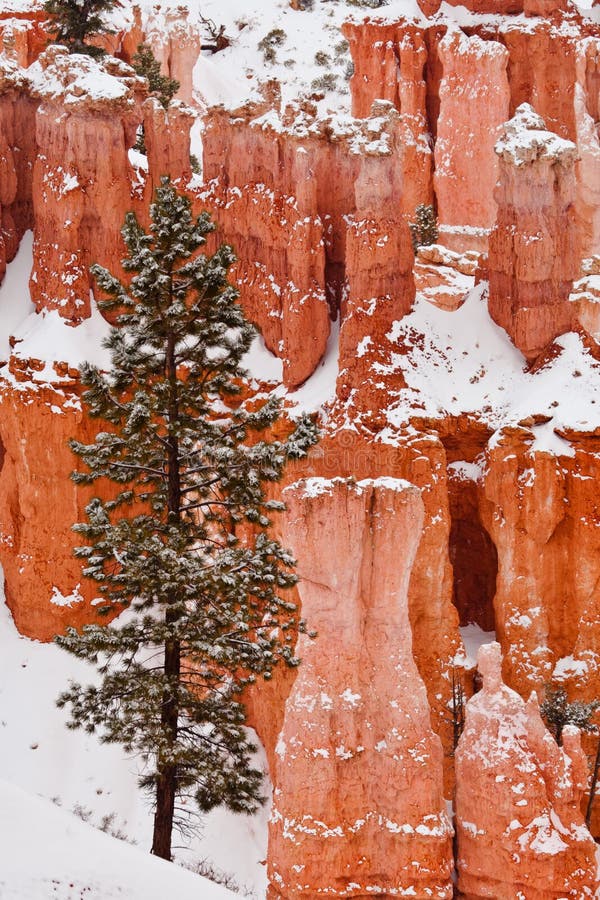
[{"xmin": 1, "ymin": 0, "xmax": 600, "ymax": 895}]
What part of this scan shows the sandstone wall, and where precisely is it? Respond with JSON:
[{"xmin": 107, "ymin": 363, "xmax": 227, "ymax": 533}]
[
  {"xmin": 343, "ymin": 8, "xmax": 600, "ymax": 257},
  {"xmin": 434, "ymin": 31, "xmax": 510, "ymax": 252},
  {"xmin": 0, "ymin": 58, "xmax": 36, "ymax": 284},
  {"xmin": 0, "ymin": 373, "xmax": 108, "ymax": 641},
  {"xmin": 479, "ymin": 427, "xmax": 600, "ymax": 703},
  {"xmin": 29, "ymin": 48, "xmax": 145, "ymax": 322},
  {"xmin": 269, "ymin": 477, "xmax": 453, "ymax": 898},
  {"xmin": 456, "ymin": 642, "xmax": 597, "ymax": 899},
  {"xmin": 488, "ymin": 104, "xmax": 579, "ymax": 361}
]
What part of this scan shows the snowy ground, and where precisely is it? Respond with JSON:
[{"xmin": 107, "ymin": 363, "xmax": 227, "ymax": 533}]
[
  {"xmin": 0, "ymin": 779, "xmax": 237, "ymax": 900},
  {"xmin": 0, "ymin": 590, "xmax": 270, "ymax": 898}
]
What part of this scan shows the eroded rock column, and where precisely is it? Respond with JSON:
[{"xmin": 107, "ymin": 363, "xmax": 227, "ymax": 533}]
[
  {"xmin": 0, "ymin": 56, "xmax": 36, "ymax": 283},
  {"xmin": 268, "ymin": 476, "xmax": 453, "ymax": 899},
  {"xmin": 434, "ymin": 31, "xmax": 509, "ymax": 252},
  {"xmin": 488, "ymin": 103, "xmax": 579, "ymax": 361},
  {"xmin": 29, "ymin": 47, "xmax": 145, "ymax": 322},
  {"xmin": 456, "ymin": 642, "xmax": 597, "ymax": 899},
  {"xmin": 479, "ymin": 425, "xmax": 600, "ymax": 703}
]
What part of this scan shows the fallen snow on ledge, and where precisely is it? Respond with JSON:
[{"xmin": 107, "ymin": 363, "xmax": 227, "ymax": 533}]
[{"xmin": 382, "ymin": 284, "xmax": 600, "ymax": 452}]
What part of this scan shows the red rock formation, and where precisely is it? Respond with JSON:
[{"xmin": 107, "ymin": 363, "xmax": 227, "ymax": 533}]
[
  {"xmin": 445, "ymin": 0, "xmax": 523, "ymax": 10},
  {"xmin": 456, "ymin": 641, "xmax": 597, "ymax": 899},
  {"xmin": 500, "ymin": 20, "xmax": 578, "ymax": 143},
  {"xmin": 479, "ymin": 424, "xmax": 600, "ymax": 703},
  {"xmin": 488, "ymin": 104, "xmax": 579, "ymax": 361},
  {"xmin": 0, "ymin": 373, "xmax": 108, "ymax": 641},
  {"xmin": 197, "ymin": 176, "xmax": 328, "ymax": 391},
  {"xmin": 201, "ymin": 99, "xmax": 417, "ymax": 386},
  {"xmin": 28, "ymin": 47, "xmax": 146, "ymax": 322},
  {"xmin": 144, "ymin": 7, "xmax": 202, "ymax": 106},
  {"xmin": 337, "ymin": 150, "xmax": 415, "ymax": 407},
  {"xmin": 414, "ymin": 245, "xmax": 479, "ymax": 311},
  {"xmin": 524, "ymin": 0, "xmax": 569, "ymax": 14},
  {"xmin": 342, "ymin": 8, "xmax": 600, "ymax": 261},
  {"xmin": 0, "ymin": 56, "xmax": 36, "ymax": 283},
  {"xmin": 202, "ymin": 98, "xmax": 407, "ymax": 290},
  {"xmin": 434, "ymin": 31, "xmax": 509, "ymax": 252},
  {"xmin": 574, "ymin": 36, "xmax": 600, "ymax": 256},
  {"xmin": 142, "ymin": 97, "xmax": 194, "ymax": 195},
  {"xmin": 269, "ymin": 476, "xmax": 453, "ymax": 898},
  {"xmin": 0, "ymin": 10, "xmax": 48, "ymax": 68},
  {"xmin": 277, "ymin": 429, "xmax": 465, "ymax": 792},
  {"xmin": 342, "ymin": 21, "xmax": 433, "ymax": 213},
  {"xmin": 342, "ymin": 21, "xmax": 402, "ymax": 118}
]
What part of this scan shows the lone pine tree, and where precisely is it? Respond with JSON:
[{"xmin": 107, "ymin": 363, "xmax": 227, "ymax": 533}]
[
  {"xmin": 44, "ymin": 0, "xmax": 121, "ymax": 56},
  {"xmin": 132, "ymin": 43, "xmax": 180, "ymax": 109},
  {"xmin": 56, "ymin": 178, "xmax": 317, "ymax": 860},
  {"xmin": 131, "ymin": 44, "xmax": 179, "ymax": 154}
]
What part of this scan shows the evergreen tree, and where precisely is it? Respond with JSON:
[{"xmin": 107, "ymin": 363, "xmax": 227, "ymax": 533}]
[
  {"xmin": 540, "ymin": 684, "xmax": 599, "ymax": 745},
  {"xmin": 44, "ymin": 0, "xmax": 120, "ymax": 57},
  {"xmin": 56, "ymin": 177, "xmax": 317, "ymax": 861},
  {"xmin": 132, "ymin": 43, "xmax": 180, "ymax": 109},
  {"xmin": 409, "ymin": 203, "xmax": 438, "ymax": 251}
]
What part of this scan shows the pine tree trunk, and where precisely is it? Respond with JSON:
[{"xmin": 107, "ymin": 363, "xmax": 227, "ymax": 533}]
[
  {"xmin": 151, "ymin": 329, "xmax": 181, "ymax": 861},
  {"xmin": 151, "ymin": 629, "xmax": 180, "ymax": 859}
]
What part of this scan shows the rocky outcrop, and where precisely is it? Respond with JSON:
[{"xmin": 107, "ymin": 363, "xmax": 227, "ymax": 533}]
[
  {"xmin": 269, "ymin": 476, "xmax": 453, "ymax": 898},
  {"xmin": 343, "ymin": 21, "xmax": 433, "ymax": 216},
  {"xmin": 414, "ymin": 245, "xmax": 479, "ymax": 311},
  {"xmin": 142, "ymin": 96, "xmax": 194, "ymax": 196},
  {"xmin": 0, "ymin": 373, "xmax": 105, "ymax": 641},
  {"xmin": 28, "ymin": 47, "xmax": 146, "ymax": 322},
  {"xmin": 574, "ymin": 36, "xmax": 600, "ymax": 257},
  {"xmin": 200, "ymin": 98, "xmax": 419, "ymax": 387},
  {"xmin": 280, "ymin": 430, "xmax": 465, "ymax": 792},
  {"xmin": 144, "ymin": 6, "xmax": 203, "ymax": 106},
  {"xmin": 456, "ymin": 641, "xmax": 597, "ymax": 899},
  {"xmin": 343, "ymin": 7, "xmax": 600, "ymax": 258},
  {"xmin": 337, "ymin": 138, "xmax": 416, "ymax": 398},
  {"xmin": 434, "ymin": 31, "xmax": 509, "ymax": 252},
  {"xmin": 343, "ymin": 21, "xmax": 402, "ymax": 118},
  {"xmin": 479, "ymin": 424, "xmax": 600, "ymax": 703},
  {"xmin": 0, "ymin": 9, "xmax": 48, "ymax": 68},
  {"xmin": 488, "ymin": 104, "xmax": 579, "ymax": 361},
  {"xmin": 0, "ymin": 56, "xmax": 36, "ymax": 284}
]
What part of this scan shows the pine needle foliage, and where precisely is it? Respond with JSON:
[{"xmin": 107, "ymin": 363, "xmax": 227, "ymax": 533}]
[
  {"xmin": 540, "ymin": 684, "xmax": 599, "ymax": 745},
  {"xmin": 56, "ymin": 177, "xmax": 318, "ymax": 860},
  {"xmin": 409, "ymin": 203, "xmax": 438, "ymax": 251},
  {"xmin": 43, "ymin": 0, "xmax": 120, "ymax": 57},
  {"xmin": 132, "ymin": 43, "xmax": 180, "ymax": 109}
]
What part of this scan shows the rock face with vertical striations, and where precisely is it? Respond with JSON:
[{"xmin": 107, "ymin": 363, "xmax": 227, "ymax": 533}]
[
  {"xmin": 456, "ymin": 642, "xmax": 597, "ymax": 899},
  {"xmin": 2, "ymin": 0, "xmax": 600, "ymax": 891},
  {"xmin": 0, "ymin": 55, "xmax": 36, "ymax": 284},
  {"xmin": 479, "ymin": 422, "xmax": 600, "ymax": 704},
  {"xmin": 434, "ymin": 31, "xmax": 510, "ymax": 252},
  {"xmin": 488, "ymin": 104, "xmax": 579, "ymax": 361},
  {"xmin": 268, "ymin": 476, "xmax": 453, "ymax": 899},
  {"xmin": 0, "ymin": 371, "xmax": 111, "ymax": 641},
  {"xmin": 28, "ymin": 47, "xmax": 146, "ymax": 322}
]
